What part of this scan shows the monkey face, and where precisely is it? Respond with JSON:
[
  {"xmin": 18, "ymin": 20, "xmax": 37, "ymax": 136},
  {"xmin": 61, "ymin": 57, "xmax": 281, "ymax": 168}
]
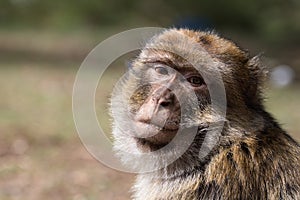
[
  {"xmin": 111, "ymin": 29, "xmax": 232, "ymax": 156},
  {"xmin": 127, "ymin": 54, "xmax": 210, "ymax": 152}
]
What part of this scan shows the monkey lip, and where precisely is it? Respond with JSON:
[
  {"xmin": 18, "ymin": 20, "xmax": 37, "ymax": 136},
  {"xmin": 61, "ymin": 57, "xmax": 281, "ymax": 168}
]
[
  {"xmin": 133, "ymin": 121, "xmax": 179, "ymax": 146},
  {"xmin": 135, "ymin": 115, "xmax": 180, "ymax": 130},
  {"xmin": 137, "ymin": 120, "xmax": 179, "ymax": 132}
]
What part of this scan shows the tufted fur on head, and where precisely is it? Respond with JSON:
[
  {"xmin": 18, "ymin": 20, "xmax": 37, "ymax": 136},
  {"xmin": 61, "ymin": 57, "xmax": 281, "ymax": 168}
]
[{"xmin": 111, "ymin": 28, "xmax": 300, "ymax": 200}]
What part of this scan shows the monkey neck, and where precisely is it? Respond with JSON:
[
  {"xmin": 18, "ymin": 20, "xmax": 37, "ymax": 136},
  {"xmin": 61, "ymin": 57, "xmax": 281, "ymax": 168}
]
[
  {"xmin": 150, "ymin": 128, "xmax": 216, "ymax": 180},
  {"xmin": 133, "ymin": 169, "xmax": 203, "ymax": 200},
  {"xmin": 148, "ymin": 108, "xmax": 267, "ymax": 180}
]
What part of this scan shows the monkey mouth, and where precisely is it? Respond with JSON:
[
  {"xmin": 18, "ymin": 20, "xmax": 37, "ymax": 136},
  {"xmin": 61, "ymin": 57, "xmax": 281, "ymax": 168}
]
[
  {"xmin": 135, "ymin": 120, "xmax": 179, "ymax": 134},
  {"xmin": 135, "ymin": 114, "xmax": 180, "ymax": 130},
  {"xmin": 133, "ymin": 120, "xmax": 179, "ymax": 151}
]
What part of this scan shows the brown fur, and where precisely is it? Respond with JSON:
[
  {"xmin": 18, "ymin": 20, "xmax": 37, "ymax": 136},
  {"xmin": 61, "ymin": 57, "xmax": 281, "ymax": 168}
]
[{"xmin": 111, "ymin": 29, "xmax": 300, "ymax": 200}]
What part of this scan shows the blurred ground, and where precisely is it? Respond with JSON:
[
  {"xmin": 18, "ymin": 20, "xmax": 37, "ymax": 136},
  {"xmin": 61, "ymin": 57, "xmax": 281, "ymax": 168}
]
[
  {"xmin": 0, "ymin": 61, "xmax": 134, "ymax": 200},
  {"xmin": 0, "ymin": 31, "xmax": 299, "ymax": 200}
]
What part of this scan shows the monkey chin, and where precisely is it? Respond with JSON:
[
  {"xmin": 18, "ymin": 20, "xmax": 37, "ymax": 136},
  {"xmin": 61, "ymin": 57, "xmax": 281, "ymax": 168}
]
[{"xmin": 133, "ymin": 121, "xmax": 179, "ymax": 152}]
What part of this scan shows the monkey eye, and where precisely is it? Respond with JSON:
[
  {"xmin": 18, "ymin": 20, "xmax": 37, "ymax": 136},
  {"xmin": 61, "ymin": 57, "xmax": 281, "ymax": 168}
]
[
  {"xmin": 155, "ymin": 66, "xmax": 169, "ymax": 75},
  {"xmin": 186, "ymin": 76, "xmax": 205, "ymax": 87}
]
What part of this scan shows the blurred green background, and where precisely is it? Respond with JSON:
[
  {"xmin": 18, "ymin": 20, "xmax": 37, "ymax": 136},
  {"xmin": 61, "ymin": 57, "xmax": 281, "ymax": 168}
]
[{"xmin": 0, "ymin": 0, "xmax": 299, "ymax": 199}]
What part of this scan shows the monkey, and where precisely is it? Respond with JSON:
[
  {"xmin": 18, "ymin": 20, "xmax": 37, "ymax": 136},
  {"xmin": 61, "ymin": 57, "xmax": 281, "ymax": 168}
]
[{"xmin": 110, "ymin": 28, "xmax": 300, "ymax": 200}]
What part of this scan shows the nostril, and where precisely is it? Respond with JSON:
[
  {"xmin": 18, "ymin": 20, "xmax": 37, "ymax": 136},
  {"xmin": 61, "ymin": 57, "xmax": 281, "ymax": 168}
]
[{"xmin": 160, "ymin": 101, "xmax": 171, "ymax": 107}]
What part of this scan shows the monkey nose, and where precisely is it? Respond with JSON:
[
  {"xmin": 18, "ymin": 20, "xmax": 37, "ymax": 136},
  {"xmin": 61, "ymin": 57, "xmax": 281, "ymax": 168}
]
[{"xmin": 155, "ymin": 91, "xmax": 175, "ymax": 108}]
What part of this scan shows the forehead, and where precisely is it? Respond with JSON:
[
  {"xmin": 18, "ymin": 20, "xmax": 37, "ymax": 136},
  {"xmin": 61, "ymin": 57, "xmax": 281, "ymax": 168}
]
[{"xmin": 138, "ymin": 49, "xmax": 197, "ymax": 70}]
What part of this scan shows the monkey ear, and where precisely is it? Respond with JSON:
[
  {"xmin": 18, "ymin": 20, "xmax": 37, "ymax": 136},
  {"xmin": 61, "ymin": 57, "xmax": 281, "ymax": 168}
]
[
  {"xmin": 246, "ymin": 54, "xmax": 269, "ymax": 103},
  {"xmin": 247, "ymin": 54, "xmax": 268, "ymax": 87}
]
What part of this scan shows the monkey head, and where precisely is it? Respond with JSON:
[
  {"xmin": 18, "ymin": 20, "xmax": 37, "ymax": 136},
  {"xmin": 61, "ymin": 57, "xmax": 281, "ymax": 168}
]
[{"xmin": 111, "ymin": 29, "xmax": 267, "ymax": 170}]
